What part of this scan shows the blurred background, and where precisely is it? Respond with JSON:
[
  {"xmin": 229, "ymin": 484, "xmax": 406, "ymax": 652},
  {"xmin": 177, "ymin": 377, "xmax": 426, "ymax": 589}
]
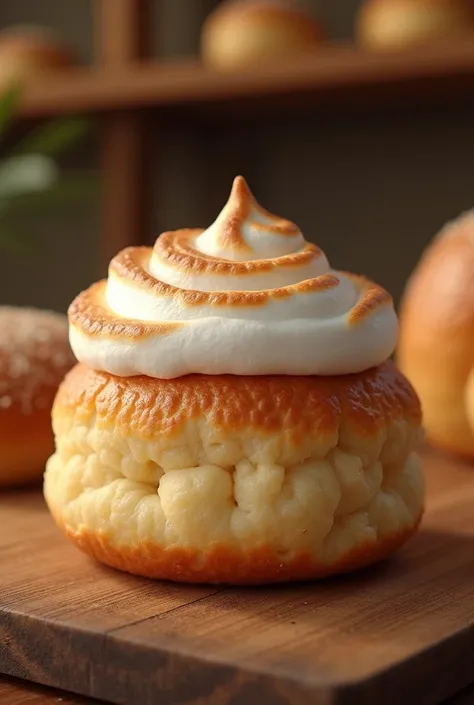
[{"xmin": 0, "ymin": 0, "xmax": 473, "ymax": 312}]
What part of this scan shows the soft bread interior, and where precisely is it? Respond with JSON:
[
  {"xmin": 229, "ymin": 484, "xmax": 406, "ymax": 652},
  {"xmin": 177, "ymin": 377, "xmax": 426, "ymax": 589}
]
[{"xmin": 45, "ymin": 420, "xmax": 423, "ymax": 566}]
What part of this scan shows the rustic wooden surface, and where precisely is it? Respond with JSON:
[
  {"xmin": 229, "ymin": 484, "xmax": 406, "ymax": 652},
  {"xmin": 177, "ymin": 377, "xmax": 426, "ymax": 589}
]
[
  {"xmin": 2, "ymin": 677, "xmax": 474, "ymax": 705},
  {"xmin": 448, "ymin": 688, "xmax": 474, "ymax": 705},
  {"xmin": 0, "ymin": 676, "xmax": 105, "ymax": 704},
  {"xmin": 18, "ymin": 35, "xmax": 474, "ymax": 119},
  {"xmin": 1, "ymin": 448, "xmax": 474, "ymax": 705}
]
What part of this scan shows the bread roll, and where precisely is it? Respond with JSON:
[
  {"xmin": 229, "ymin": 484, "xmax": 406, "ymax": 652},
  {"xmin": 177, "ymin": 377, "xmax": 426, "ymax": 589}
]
[
  {"xmin": 201, "ymin": 0, "xmax": 324, "ymax": 72},
  {"xmin": 356, "ymin": 0, "xmax": 474, "ymax": 51},
  {"xmin": 44, "ymin": 176, "xmax": 424, "ymax": 584},
  {"xmin": 398, "ymin": 211, "xmax": 474, "ymax": 457},
  {"xmin": 0, "ymin": 307, "xmax": 75, "ymax": 488},
  {"xmin": 0, "ymin": 25, "xmax": 75, "ymax": 90},
  {"xmin": 44, "ymin": 362, "xmax": 423, "ymax": 585}
]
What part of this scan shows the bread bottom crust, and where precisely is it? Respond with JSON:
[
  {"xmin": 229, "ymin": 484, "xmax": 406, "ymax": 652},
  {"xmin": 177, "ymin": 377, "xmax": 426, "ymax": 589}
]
[{"xmin": 49, "ymin": 510, "xmax": 422, "ymax": 585}]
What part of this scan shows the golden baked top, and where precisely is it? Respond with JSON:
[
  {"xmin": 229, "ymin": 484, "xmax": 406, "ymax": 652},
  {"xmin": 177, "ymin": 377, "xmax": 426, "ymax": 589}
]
[
  {"xmin": 56, "ymin": 361, "xmax": 421, "ymax": 450},
  {"xmin": 400, "ymin": 210, "xmax": 474, "ymax": 340}
]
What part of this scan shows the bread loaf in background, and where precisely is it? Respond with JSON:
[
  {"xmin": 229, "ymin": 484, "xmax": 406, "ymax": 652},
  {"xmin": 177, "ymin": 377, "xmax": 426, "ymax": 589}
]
[
  {"xmin": 398, "ymin": 211, "xmax": 474, "ymax": 458},
  {"xmin": 356, "ymin": 0, "xmax": 474, "ymax": 51},
  {"xmin": 0, "ymin": 307, "xmax": 75, "ymax": 488},
  {"xmin": 0, "ymin": 25, "xmax": 75, "ymax": 90},
  {"xmin": 201, "ymin": 0, "xmax": 324, "ymax": 72}
]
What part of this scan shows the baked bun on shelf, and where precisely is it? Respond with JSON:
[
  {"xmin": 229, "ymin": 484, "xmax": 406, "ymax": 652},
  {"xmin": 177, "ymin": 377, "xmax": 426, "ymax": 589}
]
[
  {"xmin": 356, "ymin": 0, "xmax": 474, "ymax": 51},
  {"xmin": 0, "ymin": 25, "xmax": 75, "ymax": 91},
  {"xmin": 201, "ymin": 0, "xmax": 324, "ymax": 72}
]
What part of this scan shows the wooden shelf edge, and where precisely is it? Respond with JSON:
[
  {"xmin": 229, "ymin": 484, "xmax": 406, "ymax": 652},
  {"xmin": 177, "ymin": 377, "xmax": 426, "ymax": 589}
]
[{"xmin": 19, "ymin": 36, "xmax": 474, "ymax": 118}]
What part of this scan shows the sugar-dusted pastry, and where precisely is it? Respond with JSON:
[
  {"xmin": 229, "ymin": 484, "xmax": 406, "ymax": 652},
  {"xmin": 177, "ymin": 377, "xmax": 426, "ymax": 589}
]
[
  {"xmin": 0, "ymin": 307, "xmax": 75, "ymax": 488},
  {"xmin": 44, "ymin": 177, "xmax": 424, "ymax": 585},
  {"xmin": 398, "ymin": 211, "xmax": 474, "ymax": 458},
  {"xmin": 356, "ymin": 0, "xmax": 474, "ymax": 51},
  {"xmin": 201, "ymin": 0, "xmax": 324, "ymax": 72}
]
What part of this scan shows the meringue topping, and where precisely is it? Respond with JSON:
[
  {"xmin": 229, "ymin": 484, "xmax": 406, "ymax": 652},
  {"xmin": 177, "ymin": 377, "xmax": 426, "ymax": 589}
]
[{"xmin": 69, "ymin": 176, "xmax": 398, "ymax": 378}]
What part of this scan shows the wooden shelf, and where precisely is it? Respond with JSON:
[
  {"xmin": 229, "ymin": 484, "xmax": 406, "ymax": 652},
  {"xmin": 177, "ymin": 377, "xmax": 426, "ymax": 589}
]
[{"xmin": 19, "ymin": 36, "xmax": 474, "ymax": 118}]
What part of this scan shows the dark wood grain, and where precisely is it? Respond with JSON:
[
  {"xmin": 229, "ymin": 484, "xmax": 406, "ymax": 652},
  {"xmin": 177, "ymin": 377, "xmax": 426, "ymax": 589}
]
[
  {"xmin": 0, "ymin": 676, "xmax": 104, "ymax": 704},
  {"xmin": 447, "ymin": 687, "xmax": 474, "ymax": 705},
  {"xmin": 95, "ymin": 0, "xmax": 150, "ymax": 66},
  {"xmin": 17, "ymin": 36, "xmax": 474, "ymax": 119},
  {"xmin": 1, "ymin": 676, "xmax": 473, "ymax": 705},
  {"xmin": 1, "ymin": 449, "xmax": 474, "ymax": 705}
]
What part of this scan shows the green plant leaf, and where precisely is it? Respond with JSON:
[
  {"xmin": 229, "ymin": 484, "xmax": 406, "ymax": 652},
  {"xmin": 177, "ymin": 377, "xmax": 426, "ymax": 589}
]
[
  {"xmin": 0, "ymin": 83, "xmax": 22, "ymax": 139},
  {"xmin": 0, "ymin": 155, "xmax": 58, "ymax": 200},
  {"xmin": 0, "ymin": 172, "xmax": 98, "ymax": 254},
  {"xmin": 15, "ymin": 116, "xmax": 92, "ymax": 157},
  {"xmin": 0, "ymin": 173, "xmax": 98, "ymax": 215}
]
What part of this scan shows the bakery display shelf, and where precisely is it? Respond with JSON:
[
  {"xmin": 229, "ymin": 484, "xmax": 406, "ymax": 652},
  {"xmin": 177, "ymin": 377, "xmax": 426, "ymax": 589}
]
[
  {"xmin": 19, "ymin": 35, "xmax": 474, "ymax": 119},
  {"xmin": 2, "ymin": 447, "xmax": 474, "ymax": 705}
]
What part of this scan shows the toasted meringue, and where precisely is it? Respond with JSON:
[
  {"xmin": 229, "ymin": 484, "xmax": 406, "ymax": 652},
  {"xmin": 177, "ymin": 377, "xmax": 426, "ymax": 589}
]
[{"xmin": 69, "ymin": 176, "xmax": 398, "ymax": 379}]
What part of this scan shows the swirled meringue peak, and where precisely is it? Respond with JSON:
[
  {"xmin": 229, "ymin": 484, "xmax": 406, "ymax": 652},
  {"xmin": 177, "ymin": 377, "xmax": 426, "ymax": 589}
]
[{"xmin": 69, "ymin": 176, "xmax": 398, "ymax": 378}]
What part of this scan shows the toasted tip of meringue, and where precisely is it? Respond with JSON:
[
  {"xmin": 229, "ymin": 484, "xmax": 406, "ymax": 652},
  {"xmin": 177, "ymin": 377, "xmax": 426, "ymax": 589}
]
[{"xmin": 231, "ymin": 175, "xmax": 301, "ymax": 237}]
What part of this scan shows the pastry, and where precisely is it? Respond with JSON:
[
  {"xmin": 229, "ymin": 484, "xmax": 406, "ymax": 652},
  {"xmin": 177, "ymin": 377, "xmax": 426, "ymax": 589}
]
[
  {"xmin": 398, "ymin": 211, "xmax": 474, "ymax": 458},
  {"xmin": 0, "ymin": 307, "xmax": 75, "ymax": 488},
  {"xmin": 201, "ymin": 0, "xmax": 324, "ymax": 72},
  {"xmin": 356, "ymin": 0, "xmax": 474, "ymax": 51},
  {"xmin": 0, "ymin": 25, "xmax": 74, "ymax": 91},
  {"xmin": 44, "ymin": 176, "xmax": 424, "ymax": 584}
]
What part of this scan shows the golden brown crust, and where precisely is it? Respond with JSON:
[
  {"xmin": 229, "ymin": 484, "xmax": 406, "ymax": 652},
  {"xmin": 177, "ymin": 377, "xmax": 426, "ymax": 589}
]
[
  {"xmin": 398, "ymin": 211, "xmax": 474, "ymax": 456},
  {"xmin": 357, "ymin": 0, "xmax": 474, "ymax": 50},
  {"xmin": 0, "ymin": 407, "xmax": 56, "ymax": 488},
  {"xmin": 53, "ymin": 511, "xmax": 422, "ymax": 585},
  {"xmin": 55, "ymin": 361, "xmax": 421, "ymax": 442},
  {"xmin": 0, "ymin": 307, "xmax": 75, "ymax": 487},
  {"xmin": 399, "ymin": 216, "xmax": 474, "ymax": 339},
  {"xmin": 0, "ymin": 27, "xmax": 75, "ymax": 70},
  {"xmin": 46, "ymin": 362, "xmax": 423, "ymax": 584},
  {"xmin": 201, "ymin": 0, "xmax": 323, "ymax": 71},
  {"xmin": 204, "ymin": 0, "xmax": 324, "ymax": 41},
  {"xmin": 361, "ymin": 0, "xmax": 474, "ymax": 13}
]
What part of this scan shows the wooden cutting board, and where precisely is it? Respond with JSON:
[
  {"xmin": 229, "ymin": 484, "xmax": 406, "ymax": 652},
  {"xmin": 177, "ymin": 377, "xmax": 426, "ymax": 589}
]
[
  {"xmin": 0, "ymin": 675, "xmax": 105, "ymax": 704},
  {"xmin": 1, "ymin": 447, "xmax": 474, "ymax": 705}
]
